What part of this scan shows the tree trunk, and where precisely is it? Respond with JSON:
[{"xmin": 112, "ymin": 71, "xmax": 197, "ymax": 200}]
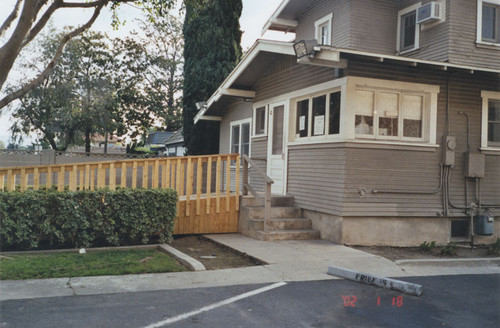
[{"xmin": 85, "ymin": 129, "xmax": 91, "ymax": 153}]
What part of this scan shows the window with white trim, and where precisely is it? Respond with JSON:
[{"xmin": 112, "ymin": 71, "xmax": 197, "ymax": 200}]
[
  {"xmin": 289, "ymin": 77, "xmax": 439, "ymax": 146},
  {"xmin": 254, "ymin": 106, "xmax": 267, "ymax": 136},
  {"xmin": 397, "ymin": 3, "xmax": 421, "ymax": 53},
  {"xmin": 230, "ymin": 119, "xmax": 251, "ymax": 156},
  {"xmin": 477, "ymin": 0, "xmax": 500, "ymax": 45},
  {"xmin": 294, "ymin": 89, "xmax": 341, "ymax": 140},
  {"xmin": 481, "ymin": 90, "xmax": 500, "ymax": 148},
  {"xmin": 315, "ymin": 13, "xmax": 333, "ymax": 46},
  {"xmin": 354, "ymin": 88, "xmax": 424, "ymax": 140}
]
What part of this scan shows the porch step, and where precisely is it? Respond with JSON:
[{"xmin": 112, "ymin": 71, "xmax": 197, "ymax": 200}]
[
  {"xmin": 241, "ymin": 206, "xmax": 302, "ymax": 219},
  {"xmin": 254, "ymin": 229, "xmax": 320, "ymax": 241},
  {"xmin": 249, "ymin": 217, "xmax": 313, "ymax": 231},
  {"xmin": 240, "ymin": 195, "xmax": 295, "ymax": 207}
]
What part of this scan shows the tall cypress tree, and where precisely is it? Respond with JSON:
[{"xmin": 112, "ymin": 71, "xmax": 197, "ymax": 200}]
[{"xmin": 182, "ymin": 0, "xmax": 242, "ymax": 155}]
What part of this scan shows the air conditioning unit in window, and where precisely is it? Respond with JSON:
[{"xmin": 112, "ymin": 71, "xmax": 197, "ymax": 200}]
[{"xmin": 416, "ymin": 2, "xmax": 441, "ymax": 24}]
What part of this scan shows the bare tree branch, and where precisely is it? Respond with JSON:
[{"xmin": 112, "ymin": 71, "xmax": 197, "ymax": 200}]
[
  {"xmin": 21, "ymin": 0, "xmax": 62, "ymax": 49},
  {"xmin": 0, "ymin": 0, "xmax": 23, "ymax": 38},
  {"xmin": 0, "ymin": 3, "xmax": 105, "ymax": 109},
  {"xmin": 0, "ymin": 0, "xmax": 39, "ymax": 91}
]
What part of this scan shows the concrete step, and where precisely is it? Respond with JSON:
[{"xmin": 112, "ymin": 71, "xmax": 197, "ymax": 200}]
[
  {"xmin": 240, "ymin": 195, "xmax": 295, "ymax": 208},
  {"xmin": 254, "ymin": 229, "xmax": 320, "ymax": 241},
  {"xmin": 241, "ymin": 206, "xmax": 302, "ymax": 220},
  {"xmin": 249, "ymin": 217, "xmax": 313, "ymax": 231}
]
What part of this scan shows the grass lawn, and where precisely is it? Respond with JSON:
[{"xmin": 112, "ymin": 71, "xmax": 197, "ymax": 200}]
[{"xmin": 0, "ymin": 248, "xmax": 186, "ymax": 280}]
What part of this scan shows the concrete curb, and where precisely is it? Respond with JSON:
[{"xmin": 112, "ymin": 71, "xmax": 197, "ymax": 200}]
[
  {"xmin": 395, "ymin": 257, "xmax": 500, "ymax": 267},
  {"xmin": 158, "ymin": 244, "xmax": 206, "ymax": 271}
]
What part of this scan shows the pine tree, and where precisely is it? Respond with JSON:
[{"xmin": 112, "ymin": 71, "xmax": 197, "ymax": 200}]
[{"xmin": 182, "ymin": 0, "xmax": 242, "ymax": 155}]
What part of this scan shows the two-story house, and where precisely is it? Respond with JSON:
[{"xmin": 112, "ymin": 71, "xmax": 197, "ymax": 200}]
[{"xmin": 194, "ymin": 0, "xmax": 500, "ymax": 246}]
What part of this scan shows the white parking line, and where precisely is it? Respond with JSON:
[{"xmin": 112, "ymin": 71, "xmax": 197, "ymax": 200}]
[{"xmin": 142, "ymin": 281, "xmax": 287, "ymax": 328}]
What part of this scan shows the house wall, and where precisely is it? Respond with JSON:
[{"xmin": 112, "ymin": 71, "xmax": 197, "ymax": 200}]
[
  {"xmin": 294, "ymin": 0, "xmax": 351, "ymax": 48},
  {"xmin": 218, "ymin": 100, "xmax": 253, "ymax": 153},
  {"xmin": 349, "ymin": 0, "xmax": 398, "ymax": 54},
  {"xmin": 448, "ymin": 0, "xmax": 500, "ymax": 70},
  {"xmin": 254, "ymin": 59, "xmax": 337, "ymax": 103},
  {"xmin": 291, "ymin": 0, "xmax": 499, "ymax": 69}
]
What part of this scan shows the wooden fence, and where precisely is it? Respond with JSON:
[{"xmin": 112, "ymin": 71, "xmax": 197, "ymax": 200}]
[{"xmin": 0, "ymin": 154, "xmax": 240, "ymax": 234}]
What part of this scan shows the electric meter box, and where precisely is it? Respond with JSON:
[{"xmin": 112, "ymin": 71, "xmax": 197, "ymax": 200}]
[
  {"xmin": 474, "ymin": 215, "xmax": 494, "ymax": 236},
  {"xmin": 465, "ymin": 152, "xmax": 485, "ymax": 178}
]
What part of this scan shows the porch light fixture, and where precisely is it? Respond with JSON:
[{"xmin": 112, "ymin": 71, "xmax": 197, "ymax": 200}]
[{"xmin": 293, "ymin": 39, "xmax": 318, "ymax": 59}]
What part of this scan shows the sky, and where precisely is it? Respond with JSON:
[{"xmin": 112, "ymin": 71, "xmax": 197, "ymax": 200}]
[{"xmin": 0, "ymin": 0, "xmax": 294, "ymax": 146}]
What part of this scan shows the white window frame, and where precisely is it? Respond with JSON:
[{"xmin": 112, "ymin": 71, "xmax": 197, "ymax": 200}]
[
  {"xmin": 315, "ymin": 13, "xmax": 333, "ymax": 46},
  {"xmin": 291, "ymin": 87, "xmax": 342, "ymax": 142},
  {"xmin": 397, "ymin": 3, "xmax": 421, "ymax": 54},
  {"xmin": 481, "ymin": 90, "xmax": 500, "ymax": 151},
  {"xmin": 253, "ymin": 105, "xmax": 268, "ymax": 137},
  {"xmin": 287, "ymin": 77, "xmax": 438, "ymax": 148},
  {"xmin": 353, "ymin": 88, "xmax": 427, "ymax": 142},
  {"xmin": 229, "ymin": 118, "xmax": 251, "ymax": 157},
  {"xmin": 476, "ymin": 0, "xmax": 500, "ymax": 47}
]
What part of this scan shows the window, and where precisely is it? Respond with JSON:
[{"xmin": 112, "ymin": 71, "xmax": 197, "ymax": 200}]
[
  {"xmin": 355, "ymin": 88, "xmax": 424, "ymax": 140},
  {"xmin": 295, "ymin": 90, "xmax": 341, "ymax": 140},
  {"xmin": 397, "ymin": 3, "xmax": 420, "ymax": 53},
  {"xmin": 481, "ymin": 91, "xmax": 500, "ymax": 149},
  {"xmin": 477, "ymin": 0, "xmax": 500, "ymax": 44},
  {"xmin": 254, "ymin": 106, "xmax": 267, "ymax": 135},
  {"xmin": 315, "ymin": 14, "xmax": 333, "ymax": 46},
  {"xmin": 230, "ymin": 119, "xmax": 251, "ymax": 156},
  {"xmin": 290, "ymin": 77, "xmax": 438, "ymax": 147}
]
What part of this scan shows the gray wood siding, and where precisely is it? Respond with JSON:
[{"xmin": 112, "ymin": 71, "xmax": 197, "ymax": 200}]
[
  {"xmin": 218, "ymin": 100, "xmax": 253, "ymax": 153},
  {"xmin": 349, "ymin": 0, "xmax": 398, "ymax": 54},
  {"xmin": 287, "ymin": 145, "xmax": 346, "ymax": 216},
  {"xmin": 254, "ymin": 61, "xmax": 337, "ymax": 103},
  {"xmin": 283, "ymin": 57, "xmax": 499, "ymax": 218},
  {"xmin": 294, "ymin": 0, "xmax": 351, "ymax": 48},
  {"xmin": 342, "ymin": 58, "xmax": 500, "ymax": 217},
  {"xmin": 448, "ymin": 0, "xmax": 500, "ymax": 70}
]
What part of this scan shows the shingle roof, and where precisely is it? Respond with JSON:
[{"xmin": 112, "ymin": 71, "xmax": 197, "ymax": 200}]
[
  {"xmin": 146, "ymin": 131, "xmax": 174, "ymax": 145},
  {"xmin": 164, "ymin": 128, "xmax": 184, "ymax": 145}
]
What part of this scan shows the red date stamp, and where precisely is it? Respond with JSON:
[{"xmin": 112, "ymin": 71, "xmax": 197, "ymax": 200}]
[{"xmin": 342, "ymin": 296, "xmax": 403, "ymax": 307}]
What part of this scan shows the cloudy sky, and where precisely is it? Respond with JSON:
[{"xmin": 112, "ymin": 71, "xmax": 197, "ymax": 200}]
[{"xmin": 0, "ymin": 0, "xmax": 293, "ymax": 145}]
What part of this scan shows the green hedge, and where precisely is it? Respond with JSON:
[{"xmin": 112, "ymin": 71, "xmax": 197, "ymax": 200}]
[{"xmin": 0, "ymin": 188, "xmax": 177, "ymax": 251}]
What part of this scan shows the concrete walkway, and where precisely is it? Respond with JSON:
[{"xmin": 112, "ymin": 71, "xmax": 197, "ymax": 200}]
[{"xmin": 1, "ymin": 234, "xmax": 499, "ymax": 301}]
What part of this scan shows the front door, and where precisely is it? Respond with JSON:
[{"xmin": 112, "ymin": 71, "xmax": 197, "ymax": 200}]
[{"xmin": 267, "ymin": 102, "xmax": 287, "ymax": 194}]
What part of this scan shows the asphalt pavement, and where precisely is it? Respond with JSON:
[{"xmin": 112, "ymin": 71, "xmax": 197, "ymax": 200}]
[{"xmin": 1, "ymin": 274, "xmax": 499, "ymax": 328}]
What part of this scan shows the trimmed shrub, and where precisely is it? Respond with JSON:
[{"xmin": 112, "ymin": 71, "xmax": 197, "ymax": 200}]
[{"xmin": 0, "ymin": 188, "xmax": 177, "ymax": 250}]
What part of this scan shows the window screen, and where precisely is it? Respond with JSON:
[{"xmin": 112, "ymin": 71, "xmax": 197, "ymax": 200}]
[
  {"xmin": 400, "ymin": 11, "xmax": 416, "ymax": 50},
  {"xmin": 255, "ymin": 107, "xmax": 266, "ymax": 135},
  {"xmin": 403, "ymin": 94, "xmax": 423, "ymax": 138},
  {"xmin": 312, "ymin": 95, "xmax": 326, "ymax": 136},
  {"xmin": 482, "ymin": 4, "xmax": 499, "ymax": 42},
  {"xmin": 355, "ymin": 90, "xmax": 374, "ymax": 135},
  {"xmin": 296, "ymin": 99, "xmax": 309, "ymax": 137},
  {"xmin": 488, "ymin": 99, "xmax": 500, "ymax": 144},
  {"xmin": 329, "ymin": 92, "xmax": 341, "ymax": 135}
]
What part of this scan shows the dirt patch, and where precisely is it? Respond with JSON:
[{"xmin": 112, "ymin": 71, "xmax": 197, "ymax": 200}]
[
  {"xmin": 169, "ymin": 235, "xmax": 264, "ymax": 270},
  {"xmin": 352, "ymin": 244, "xmax": 498, "ymax": 262}
]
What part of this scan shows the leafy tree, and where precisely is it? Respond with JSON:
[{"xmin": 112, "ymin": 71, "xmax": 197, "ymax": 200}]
[
  {"xmin": 113, "ymin": 14, "xmax": 183, "ymax": 141},
  {"xmin": 11, "ymin": 30, "xmax": 119, "ymax": 151},
  {"xmin": 0, "ymin": 0, "xmax": 177, "ymax": 111},
  {"xmin": 182, "ymin": 0, "xmax": 242, "ymax": 155}
]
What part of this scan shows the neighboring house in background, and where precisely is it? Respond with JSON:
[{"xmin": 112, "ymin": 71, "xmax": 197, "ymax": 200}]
[
  {"xmin": 146, "ymin": 131, "xmax": 174, "ymax": 153},
  {"xmin": 164, "ymin": 128, "xmax": 185, "ymax": 157},
  {"xmin": 194, "ymin": 0, "xmax": 500, "ymax": 246}
]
